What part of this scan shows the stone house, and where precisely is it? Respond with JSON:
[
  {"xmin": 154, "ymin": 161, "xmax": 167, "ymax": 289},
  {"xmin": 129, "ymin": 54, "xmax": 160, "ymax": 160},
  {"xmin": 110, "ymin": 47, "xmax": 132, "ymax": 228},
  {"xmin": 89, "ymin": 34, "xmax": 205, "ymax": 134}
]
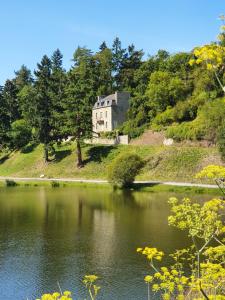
[{"xmin": 92, "ymin": 91, "xmax": 130, "ymax": 133}]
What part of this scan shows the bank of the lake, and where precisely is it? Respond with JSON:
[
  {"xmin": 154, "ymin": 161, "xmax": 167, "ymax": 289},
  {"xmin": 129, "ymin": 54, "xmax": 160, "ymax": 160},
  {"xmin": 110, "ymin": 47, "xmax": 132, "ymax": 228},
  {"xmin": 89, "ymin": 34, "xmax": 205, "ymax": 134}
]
[
  {"xmin": 0, "ymin": 177, "xmax": 222, "ymax": 196},
  {"xmin": 0, "ymin": 143, "xmax": 223, "ymax": 184}
]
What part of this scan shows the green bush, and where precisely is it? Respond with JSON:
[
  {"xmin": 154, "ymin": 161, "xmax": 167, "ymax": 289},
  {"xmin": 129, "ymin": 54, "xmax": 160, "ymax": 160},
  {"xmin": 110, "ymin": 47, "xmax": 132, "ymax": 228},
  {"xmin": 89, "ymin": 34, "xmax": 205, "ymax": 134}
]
[
  {"xmin": 5, "ymin": 179, "xmax": 17, "ymax": 187},
  {"xmin": 217, "ymin": 122, "xmax": 225, "ymax": 161},
  {"xmin": 166, "ymin": 119, "xmax": 205, "ymax": 141},
  {"xmin": 121, "ymin": 121, "xmax": 146, "ymax": 138},
  {"xmin": 107, "ymin": 153, "xmax": 143, "ymax": 188},
  {"xmin": 9, "ymin": 119, "xmax": 32, "ymax": 149},
  {"xmin": 100, "ymin": 131, "xmax": 118, "ymax": 139},
  {"xmin": 198, "ymin": 97, "xmax": 225, "ymax": 142},
  {"xmin": 51, "ymin": 181, "xmax": 60, "ymax": 188}
]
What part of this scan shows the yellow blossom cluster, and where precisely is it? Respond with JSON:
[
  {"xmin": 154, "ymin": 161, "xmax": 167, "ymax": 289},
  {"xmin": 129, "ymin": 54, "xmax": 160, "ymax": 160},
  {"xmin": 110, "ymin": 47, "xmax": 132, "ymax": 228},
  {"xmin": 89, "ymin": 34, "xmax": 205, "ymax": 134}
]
[
  {"xmin": 137, "ymin": 246, "xmax": 164, "ymax": 261},
  {"xmin": 195, "ymin": 165, "xmax": 225, "ymax": 179},
  {"xmin": 189, "ymin": 44, "xmax": 225, "ymax": 70},
  {"xmin": 144, "ymin": 266, "xmax": 189, "ymax": 300},
  {"xmin": 36, "ymin": 291, "xmax": 72, "ymax": 300}
]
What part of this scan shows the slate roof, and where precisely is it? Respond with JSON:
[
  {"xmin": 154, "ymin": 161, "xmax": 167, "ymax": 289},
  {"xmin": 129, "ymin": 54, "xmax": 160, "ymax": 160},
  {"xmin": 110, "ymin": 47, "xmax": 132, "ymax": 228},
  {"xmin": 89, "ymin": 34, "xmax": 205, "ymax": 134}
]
[{"xmin": 93, "ymin": 94, "xmax": 117, "ymax": 109}]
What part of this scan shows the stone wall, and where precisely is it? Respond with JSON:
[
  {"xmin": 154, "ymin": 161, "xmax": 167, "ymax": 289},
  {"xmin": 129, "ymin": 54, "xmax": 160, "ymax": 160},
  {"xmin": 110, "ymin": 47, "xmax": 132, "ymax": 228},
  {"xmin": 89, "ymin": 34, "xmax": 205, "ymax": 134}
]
[{"xmin": 84, "ymin": 135, "xmax": 129, "ymax": 145}]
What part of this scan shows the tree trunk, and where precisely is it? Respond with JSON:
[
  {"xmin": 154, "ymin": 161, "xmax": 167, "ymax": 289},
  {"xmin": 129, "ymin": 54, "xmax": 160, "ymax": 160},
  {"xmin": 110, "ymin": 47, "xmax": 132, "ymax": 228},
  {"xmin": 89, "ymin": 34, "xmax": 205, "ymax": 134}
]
[
  {"xmin": 44, "ymin": 144, "xmax": 49, "ymax": 163},
  {"xmin": 76, "ymin": 139, "xmax": 83, "ymax": 168}
]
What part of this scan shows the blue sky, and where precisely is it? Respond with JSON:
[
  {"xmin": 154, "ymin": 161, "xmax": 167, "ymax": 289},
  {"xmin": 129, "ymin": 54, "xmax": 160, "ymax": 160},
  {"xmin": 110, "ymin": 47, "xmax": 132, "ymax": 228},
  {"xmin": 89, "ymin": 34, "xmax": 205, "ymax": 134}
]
[{"xmin": 0, "ymin": 0, "xmax": 225, "ymax": 84}]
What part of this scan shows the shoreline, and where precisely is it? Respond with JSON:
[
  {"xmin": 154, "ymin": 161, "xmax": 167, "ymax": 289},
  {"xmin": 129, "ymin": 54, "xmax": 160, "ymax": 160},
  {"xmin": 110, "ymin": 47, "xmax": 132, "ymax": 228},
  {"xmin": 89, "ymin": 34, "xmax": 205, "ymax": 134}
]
[
  {"xmin": 0, "ymin": 176, "xmax": 221, "ymax": 195},
  {"xmin": 0, "ymin": 176, "xmax": 218, "ymax": 189}
]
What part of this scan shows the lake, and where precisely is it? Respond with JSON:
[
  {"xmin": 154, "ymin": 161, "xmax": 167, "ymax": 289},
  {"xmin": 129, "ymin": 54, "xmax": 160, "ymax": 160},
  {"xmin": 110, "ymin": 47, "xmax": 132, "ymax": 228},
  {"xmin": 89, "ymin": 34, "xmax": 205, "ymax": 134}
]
[{"xmin": 0, "ymin": 186, "xmax": 216, "ymax": 299}]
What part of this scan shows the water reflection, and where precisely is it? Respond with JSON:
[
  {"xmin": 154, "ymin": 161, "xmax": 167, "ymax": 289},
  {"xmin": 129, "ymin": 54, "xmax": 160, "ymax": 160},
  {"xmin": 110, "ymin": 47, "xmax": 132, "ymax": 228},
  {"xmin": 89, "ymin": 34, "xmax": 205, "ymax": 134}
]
[{"xmin": 0, "ymin": 187, "xmax": 215, "ymax": 300}]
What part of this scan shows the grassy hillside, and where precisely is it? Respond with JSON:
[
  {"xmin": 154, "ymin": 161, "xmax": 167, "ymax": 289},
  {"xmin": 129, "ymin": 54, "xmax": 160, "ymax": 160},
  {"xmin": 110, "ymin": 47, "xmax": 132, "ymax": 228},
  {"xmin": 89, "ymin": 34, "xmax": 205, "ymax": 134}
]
[{"xmin": 0, "ymin": 142, "xmax": 223, "ymax": 183}]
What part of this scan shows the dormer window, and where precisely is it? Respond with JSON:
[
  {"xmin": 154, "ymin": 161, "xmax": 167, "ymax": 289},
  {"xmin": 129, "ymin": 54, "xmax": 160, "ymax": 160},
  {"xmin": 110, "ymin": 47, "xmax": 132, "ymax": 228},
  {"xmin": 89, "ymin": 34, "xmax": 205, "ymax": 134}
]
[
  {"xmin": 101, "ymin": 101, "xmax": 104, "ymax": 106},
  {"xmin": 97, "ymin": 102, "xmax": 99, "ymax": 107}
]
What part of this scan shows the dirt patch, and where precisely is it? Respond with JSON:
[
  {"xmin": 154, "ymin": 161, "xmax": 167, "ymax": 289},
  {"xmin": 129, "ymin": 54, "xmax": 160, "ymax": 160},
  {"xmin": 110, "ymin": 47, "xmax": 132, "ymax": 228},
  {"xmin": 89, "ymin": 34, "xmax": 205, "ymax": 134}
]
[
  {"xmin": 199, "ymin": 153, "xmax": 225, "ymax": 169},
  {"xmin": 130, "ymin": 130, "xmax": 165, "ymax": 145}
]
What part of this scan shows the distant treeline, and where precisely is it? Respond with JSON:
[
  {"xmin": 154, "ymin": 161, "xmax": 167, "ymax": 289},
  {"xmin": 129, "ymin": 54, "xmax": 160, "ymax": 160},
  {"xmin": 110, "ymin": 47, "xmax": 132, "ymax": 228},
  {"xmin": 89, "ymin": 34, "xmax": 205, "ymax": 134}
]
[{"xmin": 0, "ymin": 37, "xmax": 225, "ymax": 166}]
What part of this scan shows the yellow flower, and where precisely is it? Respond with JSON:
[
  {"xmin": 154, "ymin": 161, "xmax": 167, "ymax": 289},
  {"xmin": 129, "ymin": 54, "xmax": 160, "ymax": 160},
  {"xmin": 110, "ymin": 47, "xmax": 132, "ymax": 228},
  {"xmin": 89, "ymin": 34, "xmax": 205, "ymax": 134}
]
[{"xmin": 144, "ymin": 275, "xmax": 153, "ymax": 283}]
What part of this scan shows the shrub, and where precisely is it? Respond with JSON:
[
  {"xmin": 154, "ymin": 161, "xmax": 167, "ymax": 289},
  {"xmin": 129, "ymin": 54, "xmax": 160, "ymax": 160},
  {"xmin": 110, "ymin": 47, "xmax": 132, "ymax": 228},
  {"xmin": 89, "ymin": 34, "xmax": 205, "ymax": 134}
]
[
  {"xmin": 100, "ymin": 130, "xmax": 118, "ymax": 139},
  {"xmin": 121, "ymin": 121, "xmax": 146, "ymax": 139},
  {"xmin": 51, "ymin": 181, "xmax": 60, "ymax": 188},
  {"xmin": 166, "ymin": 119, "xmax": 205, "ymax": 141},
  {"xmin": 107, "ymin": 153, "xmax": 143, "ymax": 188},
  {"xmin": 5, "ymin": 179, "xmax": 17, "ymax": 187},
  {"xmin": 217, "ymin": 122, "xmax": 225, "ymax": 161},
  {"xmin": 9, "ymin": 119, "xmax": 32, "ymax": 149},
  {"xmin": 199, "ymin": 97, "xmax": 225, "ymax": 142}
]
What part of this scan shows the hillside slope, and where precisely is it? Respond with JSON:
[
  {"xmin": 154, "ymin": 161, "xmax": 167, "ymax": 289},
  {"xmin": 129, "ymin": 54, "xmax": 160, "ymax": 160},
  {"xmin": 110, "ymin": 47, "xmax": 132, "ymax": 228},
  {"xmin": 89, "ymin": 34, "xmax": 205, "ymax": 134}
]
[{"xmin": 0, "ymin": 143, "xmax": 223, "ymax": 183}]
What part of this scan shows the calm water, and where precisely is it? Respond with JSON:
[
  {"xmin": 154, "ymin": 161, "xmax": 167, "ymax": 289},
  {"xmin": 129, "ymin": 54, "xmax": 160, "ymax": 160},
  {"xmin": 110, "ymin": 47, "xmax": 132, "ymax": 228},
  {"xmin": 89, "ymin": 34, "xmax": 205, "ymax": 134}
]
[{"xmin": 0, "ymin": 187, "xmax": 215, "ymax": 300}]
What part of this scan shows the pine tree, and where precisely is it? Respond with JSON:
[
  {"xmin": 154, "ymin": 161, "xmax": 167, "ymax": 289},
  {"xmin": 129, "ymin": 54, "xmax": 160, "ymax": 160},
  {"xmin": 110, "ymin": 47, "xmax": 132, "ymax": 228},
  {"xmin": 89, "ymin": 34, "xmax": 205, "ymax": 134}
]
[
  {"xmin": 95, "ymin": 43, "xmax": 113, "ymax": 95},
  {"xmin": 0, "ymin": 86, "xmax": 11, "ymax": 148},
  {"xmin": 14, "ymin": 65, "xmax": 33, "ymax": 91},
  {"xmin": 112, "ymin": 37, "xmax": 126, "ymax": 89},
  {"xmin": 2, "ymin": 79, "xmax": 20, "ymax": 123},
  {"xmin": 34, "ymin": 55, "xmax": 53, "ymax": 162},
  {"xmin": 119, "ymin": 44, "xmax": 144, "ymax": 91},
  {"xmin": 50, "ymin": 49, "xmax": 67, "ymax": 140},
  {"xmin": 64, "ymin": 47, "xmax": 98, "ymax": 168}
]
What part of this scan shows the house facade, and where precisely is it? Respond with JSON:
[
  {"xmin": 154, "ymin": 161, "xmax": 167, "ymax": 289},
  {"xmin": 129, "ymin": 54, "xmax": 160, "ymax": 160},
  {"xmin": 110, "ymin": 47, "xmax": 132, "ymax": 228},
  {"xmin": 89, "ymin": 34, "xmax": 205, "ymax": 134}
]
[{"xmin": 92, "ymin": 91, "xmax": 130, "ymax": 133}]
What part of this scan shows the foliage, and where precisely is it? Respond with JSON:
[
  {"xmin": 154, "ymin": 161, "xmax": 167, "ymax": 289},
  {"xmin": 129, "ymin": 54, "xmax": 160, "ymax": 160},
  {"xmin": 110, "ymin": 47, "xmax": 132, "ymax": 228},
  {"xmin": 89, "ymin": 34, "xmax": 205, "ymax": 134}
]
[
  {"xmin": 146, "ymin": 71, "xmax": 187, "ymax": 114},
  {"xmin": 9, "ymin": 119, "xmax": 32, "ymax": 148},
  {"xmin": 83, "ymin": 274, "xmax": 101, "ymax": 300},
  {"xmin": 137, "ymin": 197, "xmax": 225, "ymax": 299},
  {"xmin": 108, "ymin": 153, "xmax": 143, "ymax": 187},
  {"xmin": 51, "ymin": 181, "xmax": 60, "ymax": 188},
  {"xmin": 5, "ymin": 179, "xmax": 17, "ymax": 187},
  {"xmin": 165, "ymin": 97, "xmax": 225, "ymax": 142},
  {"xmin": 217, "ymin": 121, "xmax": 225, "ymax": 161},
  {"xmin": 63, "ymin": 47, "xmax": 98, "ymax": 167},
  {"xmin": 36, "ymin": 290, "xmax": 72, "ymax": 300},
  {"xmin": 196, "ymin": 165, "xmax": 225, "ymax": 179},
  {"xmin": 189, "ymin": 17, "xmax": 225, "ymax": 93},
  {"xmin": 166, "ymin": 119, "xmax": 205, "ymax": 141}
]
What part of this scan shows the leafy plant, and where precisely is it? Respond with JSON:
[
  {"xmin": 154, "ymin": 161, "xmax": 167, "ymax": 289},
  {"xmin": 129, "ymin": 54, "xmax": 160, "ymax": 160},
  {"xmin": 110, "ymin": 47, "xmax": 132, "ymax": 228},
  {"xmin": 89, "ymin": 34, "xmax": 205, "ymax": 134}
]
[
  {"xmin": 137, "ymin": 196, "xmax": 225, "ymax": 300},
  {"xmin": 107, "ymin": 153, "xmax": 143, "ymax": 187},
  {"xmin": 5, "ymin": 179, "xmax": 17, "ymax": 187},
  {"xmin": 51, "ymin": 181, "xmax": 60, "ymax": 188}
]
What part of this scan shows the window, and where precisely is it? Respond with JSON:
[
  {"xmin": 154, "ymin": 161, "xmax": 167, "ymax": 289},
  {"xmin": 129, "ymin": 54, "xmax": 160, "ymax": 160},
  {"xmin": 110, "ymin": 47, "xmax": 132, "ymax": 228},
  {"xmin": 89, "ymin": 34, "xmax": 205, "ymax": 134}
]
[
  {"xmin": 96, "ymin": 123, "xmax": 98, "ymax": 130},
  {"xmin": 96, "ymin": 112, "xmax": 97, "ymax": 118},
  {"xmin": 106, "ymin": 122, "xmax": 107, "ymax": 129},
  {"xmin": 105, "ymin": 111, "xmax": 107, "ymax": 118}
]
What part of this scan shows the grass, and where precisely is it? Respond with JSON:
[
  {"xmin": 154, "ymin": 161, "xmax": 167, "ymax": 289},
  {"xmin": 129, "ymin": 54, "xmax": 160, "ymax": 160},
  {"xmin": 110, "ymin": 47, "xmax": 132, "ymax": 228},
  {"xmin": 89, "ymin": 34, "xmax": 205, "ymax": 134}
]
[
  {"xmin": 0, "ymin": 179, "xmax": 221, "ymax": 196},
  {"xmin": 0, "ymin": 142, "xmax": 222, "ymax": 184}
]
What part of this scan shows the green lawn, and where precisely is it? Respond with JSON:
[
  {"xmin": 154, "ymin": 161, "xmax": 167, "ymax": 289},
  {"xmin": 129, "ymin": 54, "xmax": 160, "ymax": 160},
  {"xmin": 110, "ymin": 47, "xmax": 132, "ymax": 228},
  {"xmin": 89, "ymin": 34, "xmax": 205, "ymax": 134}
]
[{"xmin": 0, "ymin": 142, "xmax": 222, "ymax": 183}]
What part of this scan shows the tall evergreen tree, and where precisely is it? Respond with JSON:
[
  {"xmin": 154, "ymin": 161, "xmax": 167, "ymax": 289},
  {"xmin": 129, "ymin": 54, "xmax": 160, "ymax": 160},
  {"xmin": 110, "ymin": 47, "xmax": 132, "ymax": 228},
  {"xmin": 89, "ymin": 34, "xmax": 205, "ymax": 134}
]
[
  {"xmin": 0, "ymin": 86, "xmax": 11, "ymax": 148},
  {"xmin": 95, "ymin": 43, "xmax": 113, "ymax": 95},
  {"xmin": 64, "ymin": 47, "xmax": 98, "ymax": 168},
  {"xmin": 118, "ymin": 44, "xmax": 144, "ymax": 91},
  {"xmin": 2, "ymin": 79, "xmax": 20, "ymax": 123},
  {"xmin": 50, "ymin": 49, "xmax": 67, "ymax": 139},
  {"xmin": 112, "ymin": 37, "xmax": 126, "ymax": 89},
  {"xmin": 14, "ymin": 65, "xmax": 33, "ymax": 91},
  {"xmin": 34, "ymin": 55, "xmax": 53, "ymax": 162}
]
